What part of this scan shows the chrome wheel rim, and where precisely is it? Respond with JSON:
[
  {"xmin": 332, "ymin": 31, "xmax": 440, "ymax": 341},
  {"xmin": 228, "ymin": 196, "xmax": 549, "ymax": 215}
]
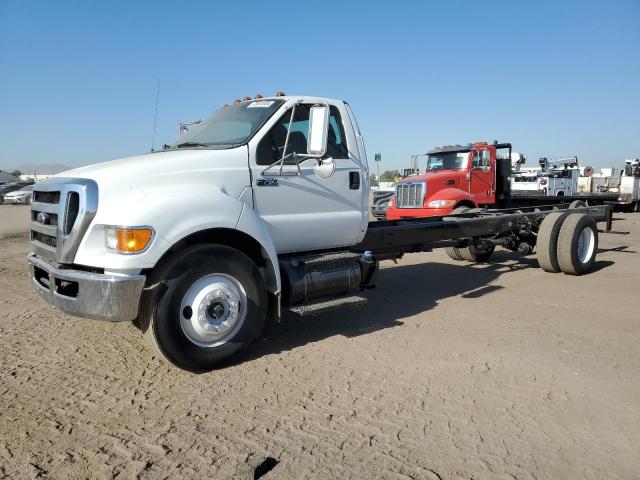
[
  {"xmin": 577, "ymin": 228, "xmax": 595, "ymax": 264},
  {"xmin": 179, "ymin": 274, "xmax": 247, "ymax": 347}
]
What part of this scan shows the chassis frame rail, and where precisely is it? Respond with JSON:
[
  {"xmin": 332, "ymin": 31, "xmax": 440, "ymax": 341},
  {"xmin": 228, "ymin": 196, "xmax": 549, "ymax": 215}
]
[{"xmin": 357, "ymin": 204, "xmax": 613, "ymax": 255}]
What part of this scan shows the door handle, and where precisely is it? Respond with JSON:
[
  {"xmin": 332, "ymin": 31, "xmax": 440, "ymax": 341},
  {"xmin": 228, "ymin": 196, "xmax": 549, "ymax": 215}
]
[
  {"xmin": 349, "ymin": 171, "xmax": 360, "ymax": 190},
  {"xmin": 444, "ymin": 179, "xmax": 455, "ymax": 185}
]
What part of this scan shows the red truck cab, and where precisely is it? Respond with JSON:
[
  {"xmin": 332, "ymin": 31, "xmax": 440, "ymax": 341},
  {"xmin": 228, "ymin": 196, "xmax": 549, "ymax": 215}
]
[{"xmin": 386, "ymin": 142, "xmax": 512, "ymax": 219}]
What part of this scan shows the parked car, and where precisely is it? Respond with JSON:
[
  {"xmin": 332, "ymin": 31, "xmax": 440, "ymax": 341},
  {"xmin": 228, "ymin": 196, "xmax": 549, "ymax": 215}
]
[
  {"xmin": 3, "ymin": 185, "xmax": 33, "ymax": 205},
  {"xmin": 0, "ymin": 181, "xmax": 33, "ymax": 204}
]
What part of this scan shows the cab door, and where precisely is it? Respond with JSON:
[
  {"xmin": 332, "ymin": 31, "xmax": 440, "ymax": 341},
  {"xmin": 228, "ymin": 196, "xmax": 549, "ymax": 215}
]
[
  {"xmin": 469, "ymin": 148, "xmax": 495, "ymax": 205},
  {"xmin": 248, "ymin": 102, "xmax": 365, "ymax": 253}
]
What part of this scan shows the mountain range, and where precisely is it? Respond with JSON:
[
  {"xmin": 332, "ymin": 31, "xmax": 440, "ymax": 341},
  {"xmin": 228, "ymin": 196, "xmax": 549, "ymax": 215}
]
[{"xmin": 3, "ymin": 163, "xmax": 71, "ymax": 175}]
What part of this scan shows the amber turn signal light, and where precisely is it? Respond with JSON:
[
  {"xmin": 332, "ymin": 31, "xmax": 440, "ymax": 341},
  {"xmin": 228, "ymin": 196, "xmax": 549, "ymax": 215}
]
[{"xmin": 105, "ymin": 226, "xmax": 154, "ymax": 254}]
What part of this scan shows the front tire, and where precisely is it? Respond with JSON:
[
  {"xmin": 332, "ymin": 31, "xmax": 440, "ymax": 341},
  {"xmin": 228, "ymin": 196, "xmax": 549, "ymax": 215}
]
[
  {"xmin": 139, "ymin": 244, "xmax": 267, "ymax": 372},
  {"xmin": 444, "ymin": 206, "xmax": 471, "ymax": 261},
  {"xmin": 459, "ymin": 242, "xmax": 495, "ymax": 262}
]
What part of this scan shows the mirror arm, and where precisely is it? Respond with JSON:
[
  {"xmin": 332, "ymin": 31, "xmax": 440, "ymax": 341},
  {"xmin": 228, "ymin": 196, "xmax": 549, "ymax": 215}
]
[
  {"xmin": 279, "ymin": 104, "xmax": 297, "ymax": 175},
  {"xmin": 259, "ymin": 100, "xmax": 329, "ymax": 177}
]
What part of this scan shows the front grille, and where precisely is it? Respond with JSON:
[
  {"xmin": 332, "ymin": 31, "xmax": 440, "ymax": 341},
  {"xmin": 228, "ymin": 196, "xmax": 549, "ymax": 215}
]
[
  {"xmin": 32, "ymin": 230, "xmax": 57, "ymax": 247},
  {"xmin": 64, "ymin": 192, "xmax": 79, "ymax": 235},
  {"xmin": 395, "ymin": 182, "xmax": 425, "ymax": 208},
  {"xmin": 31, "ymin": 206, "xmax": 59, "ymax": 226},
  {"xmin": 33, "ymin": 191, "xmax": 60, "ymax": 204},
  {"xmin": 30, "ymin": 178, "xmax": 98, "ymax": 263}
]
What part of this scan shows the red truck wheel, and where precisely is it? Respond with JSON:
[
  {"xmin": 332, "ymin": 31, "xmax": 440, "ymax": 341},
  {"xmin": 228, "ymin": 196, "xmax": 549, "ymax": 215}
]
[
  {"xmin": 445, "ymin": 246, "xmax": 464, "ymax": 261},
  {"xmin": 459, "ymin": 242, "xmax": 495, "ymax": 262}
]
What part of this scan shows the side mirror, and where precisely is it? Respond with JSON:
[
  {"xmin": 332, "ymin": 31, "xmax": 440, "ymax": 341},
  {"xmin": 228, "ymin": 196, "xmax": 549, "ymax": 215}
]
[
  {"xmin": 307, "ymin": 105, "xmax": 329, "ymax": 157},
  {"xmin": 314, "ymin": 157, "xmax": 335, "ymax": 179}
]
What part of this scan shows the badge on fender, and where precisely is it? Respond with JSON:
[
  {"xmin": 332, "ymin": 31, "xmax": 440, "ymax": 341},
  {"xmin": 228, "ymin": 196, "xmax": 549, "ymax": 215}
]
[{"xmin": 257, "ymin": 178, "xmax": 278, "ymax": 187}]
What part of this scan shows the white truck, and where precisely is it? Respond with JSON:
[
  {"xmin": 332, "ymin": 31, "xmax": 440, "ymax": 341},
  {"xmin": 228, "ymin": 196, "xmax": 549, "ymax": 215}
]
[{"xmin": 27, "ymin": 95, "xmax": 613, "ymax": 371}]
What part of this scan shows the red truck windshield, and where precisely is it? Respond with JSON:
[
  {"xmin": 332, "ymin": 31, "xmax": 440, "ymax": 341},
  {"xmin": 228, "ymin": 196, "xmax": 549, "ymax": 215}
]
[{"xmin": 426, "ymin": 152, "xmax": 469, "ymax": 171}]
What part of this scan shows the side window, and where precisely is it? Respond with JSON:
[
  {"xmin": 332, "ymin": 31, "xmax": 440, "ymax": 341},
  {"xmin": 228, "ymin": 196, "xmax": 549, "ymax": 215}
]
[
  {"xmin": 473, "ymin": 150, "xmax": 490, "ymax": 168},
  {"xmin": 482, "ymin": 150, "xmax": 490, "ymax": 166},
  {"xmin": 257, "ymin": 105, "xmax": 349, "ymax": 165},
  {"xmin": 472, "ymin": 151, "xmax": 482, "ymax": 168}
]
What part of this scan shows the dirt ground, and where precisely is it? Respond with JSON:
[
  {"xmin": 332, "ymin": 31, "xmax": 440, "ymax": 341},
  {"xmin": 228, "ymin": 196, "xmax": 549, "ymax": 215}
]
[
  {"xmin": 1, "ymin": 210, "xmax": 639, "ymax": 479},
  {"xmin": 0, "ymin": 205, "xmax": 30, "ymax": 238}
]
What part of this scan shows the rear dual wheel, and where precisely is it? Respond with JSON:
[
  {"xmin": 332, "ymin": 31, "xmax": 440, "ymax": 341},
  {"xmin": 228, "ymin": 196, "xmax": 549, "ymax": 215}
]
[
  {"xmin": 537, "ymin": 212, "xmax": 598, "ymax": 275},
  {"xmin": 557, "ymin": 214, "xmax": 598, "ymax": 275}
]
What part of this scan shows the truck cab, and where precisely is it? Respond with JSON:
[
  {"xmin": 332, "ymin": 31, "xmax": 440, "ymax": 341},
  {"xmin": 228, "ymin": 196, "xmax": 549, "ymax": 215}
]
[
  {"xmin": 28, "ymin": 95, "xmax": 372, "ymax": 370},
  {"xmin": 386, "ymin": 142, "xmax": 510, "ymax": 219}
]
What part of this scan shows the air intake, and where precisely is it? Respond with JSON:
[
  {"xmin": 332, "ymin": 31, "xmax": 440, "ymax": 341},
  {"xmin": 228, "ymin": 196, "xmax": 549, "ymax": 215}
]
[{"xmin": 64, "ymin": 192, "xmax": 80, "ymax": 235}]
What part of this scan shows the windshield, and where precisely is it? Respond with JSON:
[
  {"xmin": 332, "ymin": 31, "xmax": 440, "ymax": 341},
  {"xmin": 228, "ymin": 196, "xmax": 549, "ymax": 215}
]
[
  {"xmin": 426, "ymin": 152, "xmax": 469, "ymax": 171},
  {"xmin": 171, "ymin": 99, "xmax": 284, "ymax": 148}
]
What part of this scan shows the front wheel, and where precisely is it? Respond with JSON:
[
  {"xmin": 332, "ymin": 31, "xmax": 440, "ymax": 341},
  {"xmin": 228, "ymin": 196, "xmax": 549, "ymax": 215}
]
[
  {"xmin": 139, "ymin": 244, "xmax": 267, "ymax": 372},
  {"xmin": 459, "ymin": 242, "xmax": 495, "ymax": 262}
]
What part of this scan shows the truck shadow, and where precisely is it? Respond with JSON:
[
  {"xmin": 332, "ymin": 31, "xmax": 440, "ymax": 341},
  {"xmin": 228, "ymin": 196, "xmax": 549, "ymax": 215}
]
[{"xmin": 244, "ymin": 255, "xmax": 539, "ymax": 362}]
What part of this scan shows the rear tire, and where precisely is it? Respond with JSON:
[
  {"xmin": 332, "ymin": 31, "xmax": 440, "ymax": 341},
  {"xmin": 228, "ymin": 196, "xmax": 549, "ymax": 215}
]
[
  {"xmin": 139, "ymin": 244, "xmax": 267, "ymax": 372},
  {"xmin": 536, "ymin": 211, "xmax": 570, "ymax": 272},
  {"xmin": 557, "ymin": 213, "xmax": 598, "ymax": 275}
]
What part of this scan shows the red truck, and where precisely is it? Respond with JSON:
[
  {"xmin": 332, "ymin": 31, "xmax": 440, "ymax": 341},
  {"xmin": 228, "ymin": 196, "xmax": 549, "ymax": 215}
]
[{"xmin": 386, "ymin": 141, "xmax": 617, "ymax": 219}]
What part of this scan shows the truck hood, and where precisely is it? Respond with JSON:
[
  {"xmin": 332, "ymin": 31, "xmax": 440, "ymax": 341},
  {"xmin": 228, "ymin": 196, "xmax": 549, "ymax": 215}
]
[
  {"xmin": 58, "ymin": 149, "xmax": 242, "ymax": 184},
  {"xmin": 404, "ymin": 170, "xmax": 467, "ymax": 186},
  {"xmin": 56, "ymin": 147, "xmax": 250, "ymax": 199}
]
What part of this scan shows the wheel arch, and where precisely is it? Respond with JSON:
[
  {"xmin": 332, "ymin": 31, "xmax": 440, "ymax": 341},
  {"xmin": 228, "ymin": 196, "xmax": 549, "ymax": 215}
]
[
  {"xmin": 454, "ymin": 199, "xmax": 476, "ymax": 209},
  {"xmin": 148, "ymin": 227, "xmax": 280, "ymax": 296}
]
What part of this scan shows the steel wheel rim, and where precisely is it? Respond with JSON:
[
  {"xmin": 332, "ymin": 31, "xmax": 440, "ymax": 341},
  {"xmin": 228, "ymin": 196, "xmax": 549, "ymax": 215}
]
[
  {"xmin": 179, "ymin": 274, "xmax": 247, "ymax": 347},
  {"xmin": 577, "ymin": 227, "xmax": 595, "ymax": 264}
]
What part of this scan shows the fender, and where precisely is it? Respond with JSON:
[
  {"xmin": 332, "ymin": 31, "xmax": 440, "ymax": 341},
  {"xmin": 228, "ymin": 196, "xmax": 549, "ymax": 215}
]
[
  {"xmin": 75, "ymin": 184, "xmax": 281, "ymax": 296},
  {"xmin": 235, "ymin": 200, "xmax": 281, "ymax": 295},
  {"xmin": 426, "ymin": 187, "xmax": 475, "ymax": 207},
  {"xmin": 74, "ymin": 185, "xmax": 247, "ymax": 271}
]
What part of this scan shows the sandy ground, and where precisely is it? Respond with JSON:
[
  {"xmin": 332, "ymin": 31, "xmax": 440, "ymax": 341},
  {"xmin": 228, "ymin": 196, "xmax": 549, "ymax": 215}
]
[
  {"xmin": 0, "ymin": 205, "xmax": 30, "ymax": 238},
  {"xmin": 1, "ymin": 213, "xmax": 639, "ymax": 479}
]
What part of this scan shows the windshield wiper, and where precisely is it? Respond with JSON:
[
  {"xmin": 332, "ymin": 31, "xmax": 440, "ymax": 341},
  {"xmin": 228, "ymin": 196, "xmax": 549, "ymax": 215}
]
[{"xmin": 174, "ymin": 141, "xmax": 210, "ymax": 148}]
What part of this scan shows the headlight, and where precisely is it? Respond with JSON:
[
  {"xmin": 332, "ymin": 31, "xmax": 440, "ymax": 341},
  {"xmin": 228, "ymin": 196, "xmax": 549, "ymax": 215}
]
[
  {"xmin": 428, "ymin": 200, "xmax": 456, "ymax": 208},
  {"xmin": 105, "ymin": 226, "xmax": 154, "ymax": 254}
]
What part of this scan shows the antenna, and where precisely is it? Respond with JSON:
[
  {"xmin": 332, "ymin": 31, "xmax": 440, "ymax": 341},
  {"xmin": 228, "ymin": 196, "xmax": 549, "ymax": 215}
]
[{"xmin": 151, "ymin": 79, "xmax": 160, "ymax": 151}]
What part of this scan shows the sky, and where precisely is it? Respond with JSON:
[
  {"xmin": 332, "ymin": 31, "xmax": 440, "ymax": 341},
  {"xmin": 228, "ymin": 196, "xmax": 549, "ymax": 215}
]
[{"xmin": 0, "ymin": 0, "xmax": 638, "ymax": 173}]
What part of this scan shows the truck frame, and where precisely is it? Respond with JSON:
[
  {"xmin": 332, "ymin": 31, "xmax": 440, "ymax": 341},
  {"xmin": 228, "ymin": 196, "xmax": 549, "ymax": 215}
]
[{"xmin": 26, "ymin": 95, "xmax": 614, "ymax": 372}]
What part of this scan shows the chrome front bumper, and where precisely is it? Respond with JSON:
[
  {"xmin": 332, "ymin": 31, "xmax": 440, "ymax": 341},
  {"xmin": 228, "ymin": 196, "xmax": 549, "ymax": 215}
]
[{"xmin": 27, "ymin": 254, "xmax": 146, "ymax": 322}]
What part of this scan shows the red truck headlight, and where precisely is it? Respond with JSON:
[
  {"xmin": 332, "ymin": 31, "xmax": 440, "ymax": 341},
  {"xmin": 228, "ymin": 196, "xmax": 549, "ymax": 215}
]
[{"xmin": 427, "ymin": 200, "xmax": 456, "ymax": 208}]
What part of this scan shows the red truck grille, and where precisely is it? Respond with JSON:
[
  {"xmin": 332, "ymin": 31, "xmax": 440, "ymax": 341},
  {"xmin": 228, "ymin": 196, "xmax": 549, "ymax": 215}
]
[{"xmin": 395, "ymin": 182, "xmax": 425, "ymax": 208}]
